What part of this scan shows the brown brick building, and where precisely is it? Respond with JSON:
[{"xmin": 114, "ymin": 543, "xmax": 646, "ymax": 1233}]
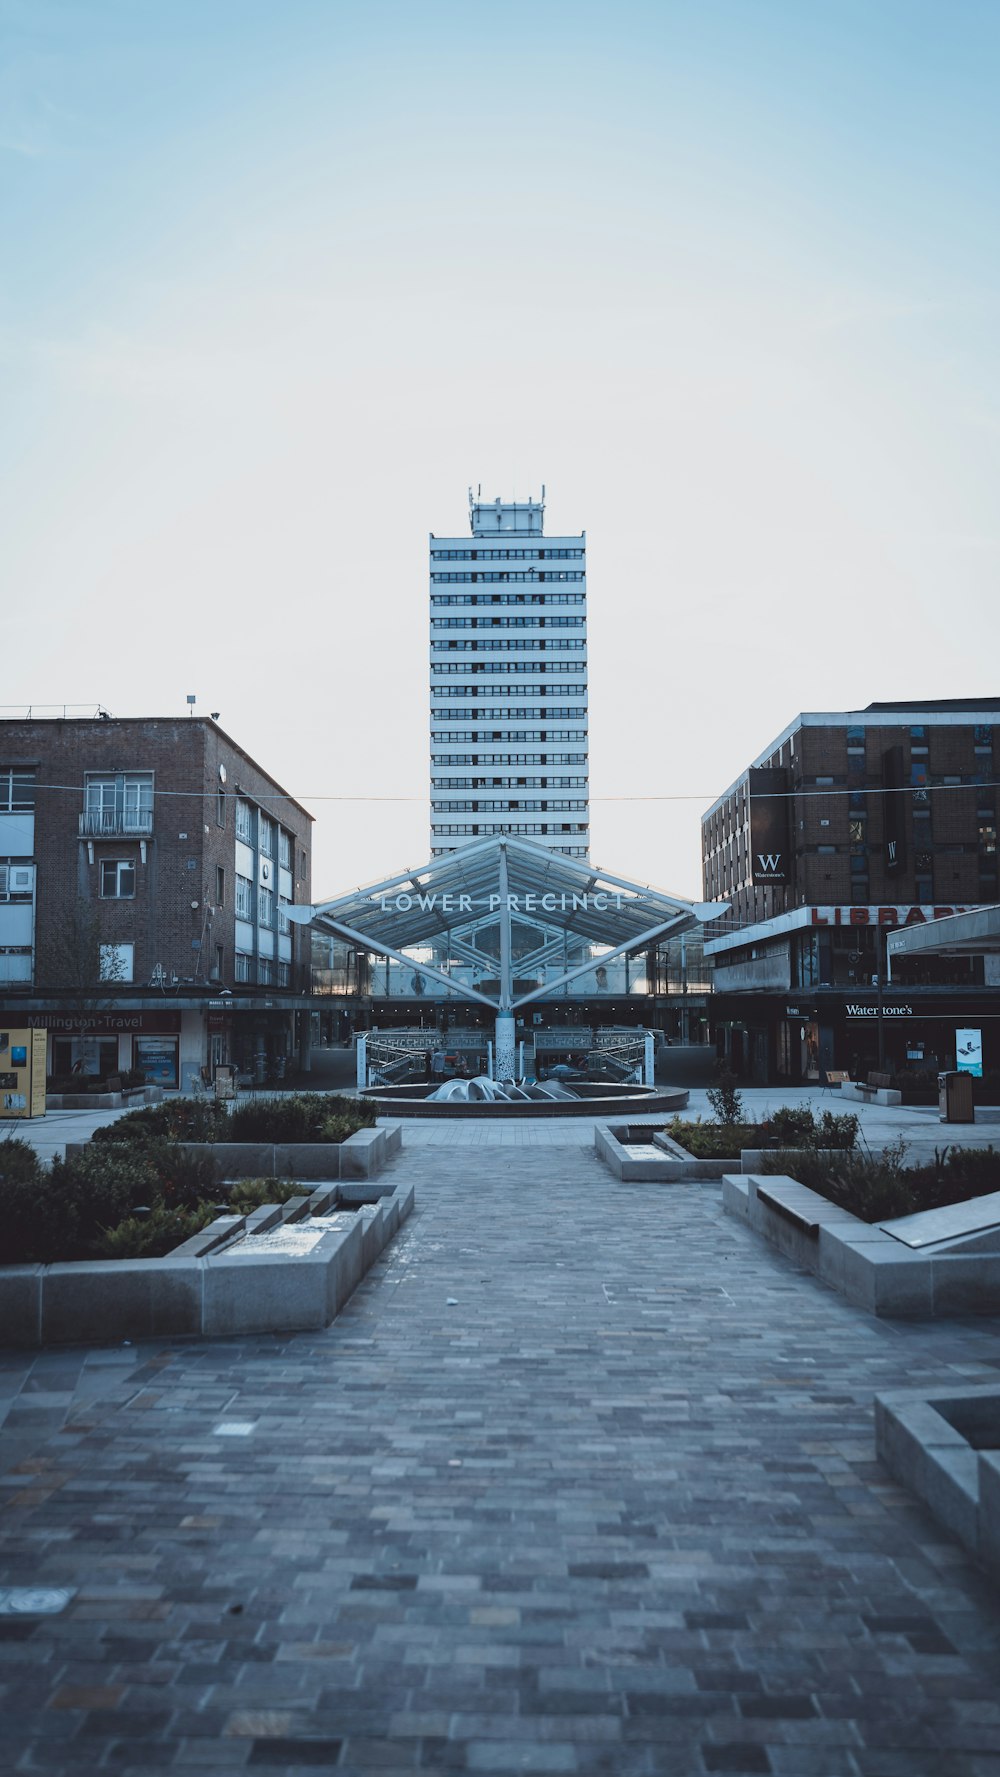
[
  {"xmin": 700, "ymin": 700, "xmax": 999, "ymax": 1085},
  {"xmin": 0, "ymin": 715, "xmax": 313, "ymax": 1089}
]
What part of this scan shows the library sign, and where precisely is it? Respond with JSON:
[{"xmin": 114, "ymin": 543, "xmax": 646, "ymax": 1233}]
[{"xmin": 808, "ymin": 905, "xmax": 969, "ymax": 928}]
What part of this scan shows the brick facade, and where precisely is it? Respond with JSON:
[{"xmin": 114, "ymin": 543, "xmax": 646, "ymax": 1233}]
[
  {"xmin": 0, "ymin": 715, "xmax": 312, "ymax": 996},
  {"xmin": 702, "ymin": 701, "xmax": 998, "ymax": 928}
]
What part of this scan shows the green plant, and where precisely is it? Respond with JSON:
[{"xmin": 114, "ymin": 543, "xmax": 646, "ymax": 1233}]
[
  {"xmin": 816, "ymin": 1110, "xmax": 859, "ymax": 1151},
  {"xmin": 227, "ymin": 1093, "xmax": 377, "ymax": 1143},
  {"xmin": 760, "ymin": 1138, "xmax": 916, "ymax": 1222},
  {"xmin": 2, "ymin": 1144, "xmax": 164, "ymax": 1264},
  {"xmin": 93, "ymin": 1202, "xmax": 214, "ymax": 1260},
  {"xmin": 766, "ymin": 1106, "xmax": 815, "ymax": 1145},
  {"xmin": 91, "ymin": 1100, "xmax": 230, "ymax": 1144},
  {"xmin": 227, "ymin": 1178, "xmax": 311, "ymax": 1214},
  {"xmin": 144, "ymin": 1143, "xmax": 220, "ymax": 1211},
  {"xmin": 706, "ymin": 1070, "xmax": 744, "ymax": 1126},
  {"xmin": 664, "ymin": 1116, "xmax": 757, "ymax": 1159},
  {"xmin": 759, "ymin": 1140, "xmax": 1000, "ymax": 1223}
]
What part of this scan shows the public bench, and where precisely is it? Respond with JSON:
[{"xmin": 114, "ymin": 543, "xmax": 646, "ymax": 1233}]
[
  {"xmin": 822, "ymin": 1070, "xmax": 851, "ymax": 1094},
  {"xmin": 755, "ymin": 1185, "xmax": 823, "ymax": 1236},
  {"xmin": 839, "ymin": 1070, "xmax": 903, "ymax": 1107}
]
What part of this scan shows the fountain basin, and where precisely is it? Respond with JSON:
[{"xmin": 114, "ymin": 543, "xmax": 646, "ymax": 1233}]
[{"xmin": 364, "ymin": 1082, "xmax": 689, "ymax": 1118}]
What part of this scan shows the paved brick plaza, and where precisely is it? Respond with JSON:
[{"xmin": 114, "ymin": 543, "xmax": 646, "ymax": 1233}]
[{"xmin": 3, "ymin": 1128, "xmax": 1000, "ymax": 1775}]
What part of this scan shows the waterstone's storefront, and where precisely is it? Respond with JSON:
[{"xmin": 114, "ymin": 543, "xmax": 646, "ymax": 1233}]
[
  {"xmin": 292, "ymin": 835, "xmax": 720, "ymax": 1088},
  {"xmin": 707, "ymin": 904, "xmax": 999, "ymax": 1085}
]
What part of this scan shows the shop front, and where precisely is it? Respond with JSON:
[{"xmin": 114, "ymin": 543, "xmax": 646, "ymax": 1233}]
[
  {"xmin": 21, "ymin": 1010, "xmax": 184, "ymax": 1089},
  {"xmin": 713, "ymin": 990, "xmax": 1000, "ymax": 1088}
]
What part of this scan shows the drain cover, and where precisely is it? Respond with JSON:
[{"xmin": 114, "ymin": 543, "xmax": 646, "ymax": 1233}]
[{"xmin": 0, "ymin": 1588, "xmax": 76, "ymax": 1616}]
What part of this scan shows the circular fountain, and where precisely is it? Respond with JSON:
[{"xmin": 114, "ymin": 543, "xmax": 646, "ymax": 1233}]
[{"xmin": 365, "ymin": 1074, "xmax": 688, "ymax": 1118}]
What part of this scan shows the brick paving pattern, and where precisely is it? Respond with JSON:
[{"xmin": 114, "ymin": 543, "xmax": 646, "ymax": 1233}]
[{"xmin": 3, "ymin": 1137, "xmax": 1000, "ymax": 1774}]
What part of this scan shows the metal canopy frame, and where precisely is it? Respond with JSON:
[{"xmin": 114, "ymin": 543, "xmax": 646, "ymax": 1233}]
[{"xmin": 291, "ymin": 835, "xmax": 724, "ymax": 1014}]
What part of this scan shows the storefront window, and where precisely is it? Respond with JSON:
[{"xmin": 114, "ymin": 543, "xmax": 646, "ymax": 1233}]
[{"xmin": 133, "ymin": 1037, "xmax": 179, "ymax": 1087}]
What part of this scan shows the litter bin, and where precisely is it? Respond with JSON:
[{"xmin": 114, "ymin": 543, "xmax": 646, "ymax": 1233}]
[{"xmin": 939, "ymin": 1070, "xmax": 975, "ymax": 1124}]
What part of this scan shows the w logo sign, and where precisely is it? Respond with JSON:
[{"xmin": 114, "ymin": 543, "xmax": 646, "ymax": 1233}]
[{"xmin": 756, "ymin": 853, "xmax": 782, "ymax": 874}]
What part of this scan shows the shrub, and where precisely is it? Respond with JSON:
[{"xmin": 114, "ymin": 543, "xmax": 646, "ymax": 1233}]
[
  {"xmin": 816, "ymin": 1110, "xmax": 860, "ymax": 1151},
  {"xmin": 664, "ymin": 1117, "xmax": 757, "ymax": 1159},
  {"xmin": 91, "ymin": 1100, "xmax": 230, "ymax": 1144},
  {"xmin": 760, "ymin": 1141, "xmax": 1000, "ymax": 1222},
  {"xmin": 93, "ymin": 1203, "xmax": 214, "ymax": 1260},
  {"xmin": 227, "ymin": 1178, "xmax": 311, "ymax": 1213},
  {"xmin": 4, "ymin": 1144, "xmax": 163, "ymax": 1264},
  {"xmin": 766, "ymin": 1106, "xmax": 815, "ymax": 1146},
  {"xmin": 0, "ymin": 1136, "xmax": 44, "ymax": 1188},
  {"xmin": 0, "ymin": 1139, "xmax": 49, "ymax": 1265},
  {"xmin": 706, "ymin": 1070, "xmax": 744, "ymax": 1126},
  {"xmin": 144, "ymin": 1143, "xmax": 219, "ymax": 1211},
  {"xmin": 227, "ymin": 1093, "xmax": 377, "ymax": 1143},
  {"xmin": 757, "ymin": 1108, "xmax": 859, "ymax": 1152}
]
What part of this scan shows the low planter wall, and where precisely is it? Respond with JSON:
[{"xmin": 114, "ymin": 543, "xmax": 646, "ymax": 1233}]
[
  {"xmin": 65, "ymin": 1122, "xmax": 403, "ymax": 1181},
  {"xmin": 595, "ymin": 1127, "xmax": 848, "ymax": 1184},
  {"xmin": 724, "ymin": 1172, "xmax": 1000, "ymax": 1318},
  {"xmin": 0, "ymin": 1178, "xmax": 414, "ymax": 1348},
  {"xmin": 875, "ymin": 1385, "xmax": 1000, "ymax": 1575},
  {"xmin": 46, "ymin": 1086, "xmax": 166, "ymax": 1111}
]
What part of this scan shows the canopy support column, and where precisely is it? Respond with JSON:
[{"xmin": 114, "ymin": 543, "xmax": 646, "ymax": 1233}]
[{"xmin": 495, "ymin": 845, "xmax": 516, "ymax": 1077}]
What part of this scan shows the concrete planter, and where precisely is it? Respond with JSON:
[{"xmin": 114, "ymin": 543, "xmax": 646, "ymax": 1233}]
[
  {"xmin": 875, "ymin": 1385, "xmax": 1000, "ymax": 1574},
  {"xmin": 0, "ymin": 1178, "xmax": 414, "ymax": 1348},
  {"xmin": 594, "ymin": 1127, "xmax": 844, "ymax": 1184},
  {"xmin": 65, "ymin": 1122, "xmax": 403, "ymax": 1182},
  {"xmin": 46, "ymin": 1086, "xmax": 166, "ymax": 1111},
  {"xmin": 724, "ymin": 1172, "xmax": 1000, "ymax": 1319}
]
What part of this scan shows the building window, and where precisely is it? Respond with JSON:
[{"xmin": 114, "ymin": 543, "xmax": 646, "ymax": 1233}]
[
  {"xmin": 0, "ymin": 770, "xmax": 34, "ymax": 813},
  {"xmin": 215, "ymin": 944, "xmax": 224, "ymax": 980},
  {"xmin": 258, "ymin": 886, "xmax": 274, "ymax": 928},
  {"xmin": 259, "ymin": 816, "xmax": 274, "ymax": 859},
  {"xmin": 99, "ymin": 942, "xmax": 134, "ymax": 982},
  {"xmin": 0, "ymin": 864, "xmax": 33, "ymax": 900},
  {"xmin": 235, "ymin": 799, "xmax": 253, "ymax": 844},
  {"xmin": 235, "ymin": 952, "xmax": 251, "ymax": 982},
  {"xmin": 83, "ymin": 773, "xmax": 153, "ymax": 836},
  {"xmin": 257, "ymin": 958, "xmax": 272, "ymax": 985},
  {"xmin": 980, "ymin": 823, "xmax": 997, "ymax": 856},
  {"xmin": 217, "ymin": 788, "xmax": 226, "ymax": 827},
  {"xmin": 100, "ymin": 859, "xmax": 135, "ymax": 899},
  {"xmin": 235, "ymin": 875, "xmax": 253, "ymax": 920},
  {"xmin": 278, "ymin": 961, "xmax": 290, "ymax": 987},
  {"xmin": 278, "ymin": 829, "xmax": 291, "ymax": 870},
  {"xmin": 216, "ymin": 865, "xmax": 225, "ymax": 906}
]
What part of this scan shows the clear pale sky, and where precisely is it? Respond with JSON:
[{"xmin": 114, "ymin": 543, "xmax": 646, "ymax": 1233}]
[{"xmin": 3, "ymin": 0, "xmax": 998, "ymax": 900}]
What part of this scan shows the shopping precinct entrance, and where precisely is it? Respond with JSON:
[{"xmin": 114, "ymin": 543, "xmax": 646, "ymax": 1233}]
[{"xmin": 290, "ymin": 835, "xmax": 722, "ymax": 1085}]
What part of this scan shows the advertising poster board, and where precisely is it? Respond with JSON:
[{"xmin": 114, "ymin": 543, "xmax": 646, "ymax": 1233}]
[{"xmin": 956, "ymin": 1029, "xmax": 983, "ymax": 1077}]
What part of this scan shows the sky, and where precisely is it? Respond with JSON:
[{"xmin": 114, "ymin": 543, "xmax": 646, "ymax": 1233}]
[{"xmin": 2, "ymin": 0, "xmax": 999, "ymax": 901}]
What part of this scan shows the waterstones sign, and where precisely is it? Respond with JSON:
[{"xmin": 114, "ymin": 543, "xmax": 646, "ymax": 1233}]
[
  {"xmin": 375, "ymin": 891, "xmax": 640, "ymax": 915},
  {"xmin": 845, "ymin": 1003, "xmax": 914, "ymax": 1018}
]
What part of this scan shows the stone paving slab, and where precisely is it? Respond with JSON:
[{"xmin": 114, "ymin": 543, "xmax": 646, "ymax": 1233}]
[{"xmin": 3, "ymin": 1139, "xmax": 1000, "ymax": 1774}]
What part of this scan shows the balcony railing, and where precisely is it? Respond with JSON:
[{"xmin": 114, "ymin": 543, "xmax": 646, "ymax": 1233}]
[{"xmin": 79, "ymin": 810, "xmax": 154, "ymax": 837}]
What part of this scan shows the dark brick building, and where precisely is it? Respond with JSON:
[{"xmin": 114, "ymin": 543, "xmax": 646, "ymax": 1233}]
[
  {"xmin": 0, "ymin": 715, "xmax": 313, "ymax": 1090},
  {"xmin": 701, "ymin": 700, "xmax": 999, "ymax": 1085}
]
